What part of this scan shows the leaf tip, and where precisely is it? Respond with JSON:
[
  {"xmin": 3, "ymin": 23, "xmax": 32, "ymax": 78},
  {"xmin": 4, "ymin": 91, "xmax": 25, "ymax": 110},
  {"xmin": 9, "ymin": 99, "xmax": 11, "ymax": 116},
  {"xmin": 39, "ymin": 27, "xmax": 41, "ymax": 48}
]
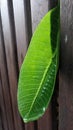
[{"xmin": 23, "ymin": 118, "xmax": 28, "ymax": 123}]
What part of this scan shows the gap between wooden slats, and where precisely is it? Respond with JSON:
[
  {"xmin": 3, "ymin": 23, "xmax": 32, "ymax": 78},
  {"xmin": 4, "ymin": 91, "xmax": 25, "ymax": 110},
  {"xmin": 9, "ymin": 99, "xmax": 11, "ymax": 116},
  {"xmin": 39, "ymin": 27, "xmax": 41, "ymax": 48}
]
[
  {"xmin": 52, "ymin": 75, "xmax": 59, "ymax": 130},
  {"xmin": 1, "ymin": 0, "xmax": 23, "ymax": 130},
  {"xmin": 48, "ymin": 0, "xmax": 58, "ymax": 9},
  {"xmin": 50, "ymin": 1, "xmax": 59, "ymax": 130}
]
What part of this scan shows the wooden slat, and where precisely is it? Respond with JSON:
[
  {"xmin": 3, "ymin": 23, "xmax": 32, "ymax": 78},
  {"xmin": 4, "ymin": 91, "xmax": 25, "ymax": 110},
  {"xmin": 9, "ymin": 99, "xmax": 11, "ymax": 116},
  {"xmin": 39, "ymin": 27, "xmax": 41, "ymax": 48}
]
[
  {"xmin": 1, "ymin": 0, "xmax": 23, "ymax": 130},
  {"xmin": 25, "ymin": 122, "xmax": 35, "ymax": 130},
  {"xmin": 38, "ymin": 106, "xmax": 52, "ymax": 130},
  {"xmin": 31, "ymin": 0, "xmax": 49, "ymax": 32},
  {"xmin": 12, "ymin": 0, "xmax": 28, "ymax": 69},
  {"xmin": 0, "ymin": 76, "xmax": 8, "ymax": 130},
  {"xmin": 59, "ymin": 0, "xmax": 73, "ymax": 130}
]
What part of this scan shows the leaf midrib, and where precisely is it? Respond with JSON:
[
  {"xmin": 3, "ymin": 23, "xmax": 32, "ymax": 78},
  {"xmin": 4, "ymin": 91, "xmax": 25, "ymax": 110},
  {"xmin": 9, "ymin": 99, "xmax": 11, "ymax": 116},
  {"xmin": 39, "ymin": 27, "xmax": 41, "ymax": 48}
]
[{"xmin": 25, "ymin": 51, "xmax": 56, "ymax": 118}]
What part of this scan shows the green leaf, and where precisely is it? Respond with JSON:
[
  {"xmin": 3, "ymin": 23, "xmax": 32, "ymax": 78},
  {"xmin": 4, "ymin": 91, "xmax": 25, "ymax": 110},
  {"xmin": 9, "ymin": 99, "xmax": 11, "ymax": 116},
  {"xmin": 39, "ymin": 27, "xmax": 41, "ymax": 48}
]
[{"xmin": 18, "ymin": 5, "xmax": 60, "ymax": 123}]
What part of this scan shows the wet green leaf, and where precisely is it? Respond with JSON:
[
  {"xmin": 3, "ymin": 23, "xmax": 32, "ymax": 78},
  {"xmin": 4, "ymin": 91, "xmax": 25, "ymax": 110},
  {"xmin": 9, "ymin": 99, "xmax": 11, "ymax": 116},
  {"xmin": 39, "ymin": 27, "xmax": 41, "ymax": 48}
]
[{"xmin": 18, "ymin": 5, "xmax": 60, "ymax": 123}]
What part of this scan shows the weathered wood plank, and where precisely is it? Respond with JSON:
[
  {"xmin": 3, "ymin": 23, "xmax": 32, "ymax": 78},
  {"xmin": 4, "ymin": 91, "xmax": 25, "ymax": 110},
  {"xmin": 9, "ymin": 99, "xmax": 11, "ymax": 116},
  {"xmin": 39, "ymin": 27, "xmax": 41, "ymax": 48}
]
[{"xmin": 59, "ymin": 0, "xmax": 73, "ymax": 129}]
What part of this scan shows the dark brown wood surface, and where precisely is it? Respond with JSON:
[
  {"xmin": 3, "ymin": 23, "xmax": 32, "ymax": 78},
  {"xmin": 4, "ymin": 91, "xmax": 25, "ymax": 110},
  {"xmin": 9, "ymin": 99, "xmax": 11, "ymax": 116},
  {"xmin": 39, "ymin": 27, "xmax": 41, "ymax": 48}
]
[
  {"xmin": 59, "ymin": 0, "xmax": 73, "ymax": 130},
  {"xmin": 0, "ymin": 0, "xmax": 73, "ymax": 130}
]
